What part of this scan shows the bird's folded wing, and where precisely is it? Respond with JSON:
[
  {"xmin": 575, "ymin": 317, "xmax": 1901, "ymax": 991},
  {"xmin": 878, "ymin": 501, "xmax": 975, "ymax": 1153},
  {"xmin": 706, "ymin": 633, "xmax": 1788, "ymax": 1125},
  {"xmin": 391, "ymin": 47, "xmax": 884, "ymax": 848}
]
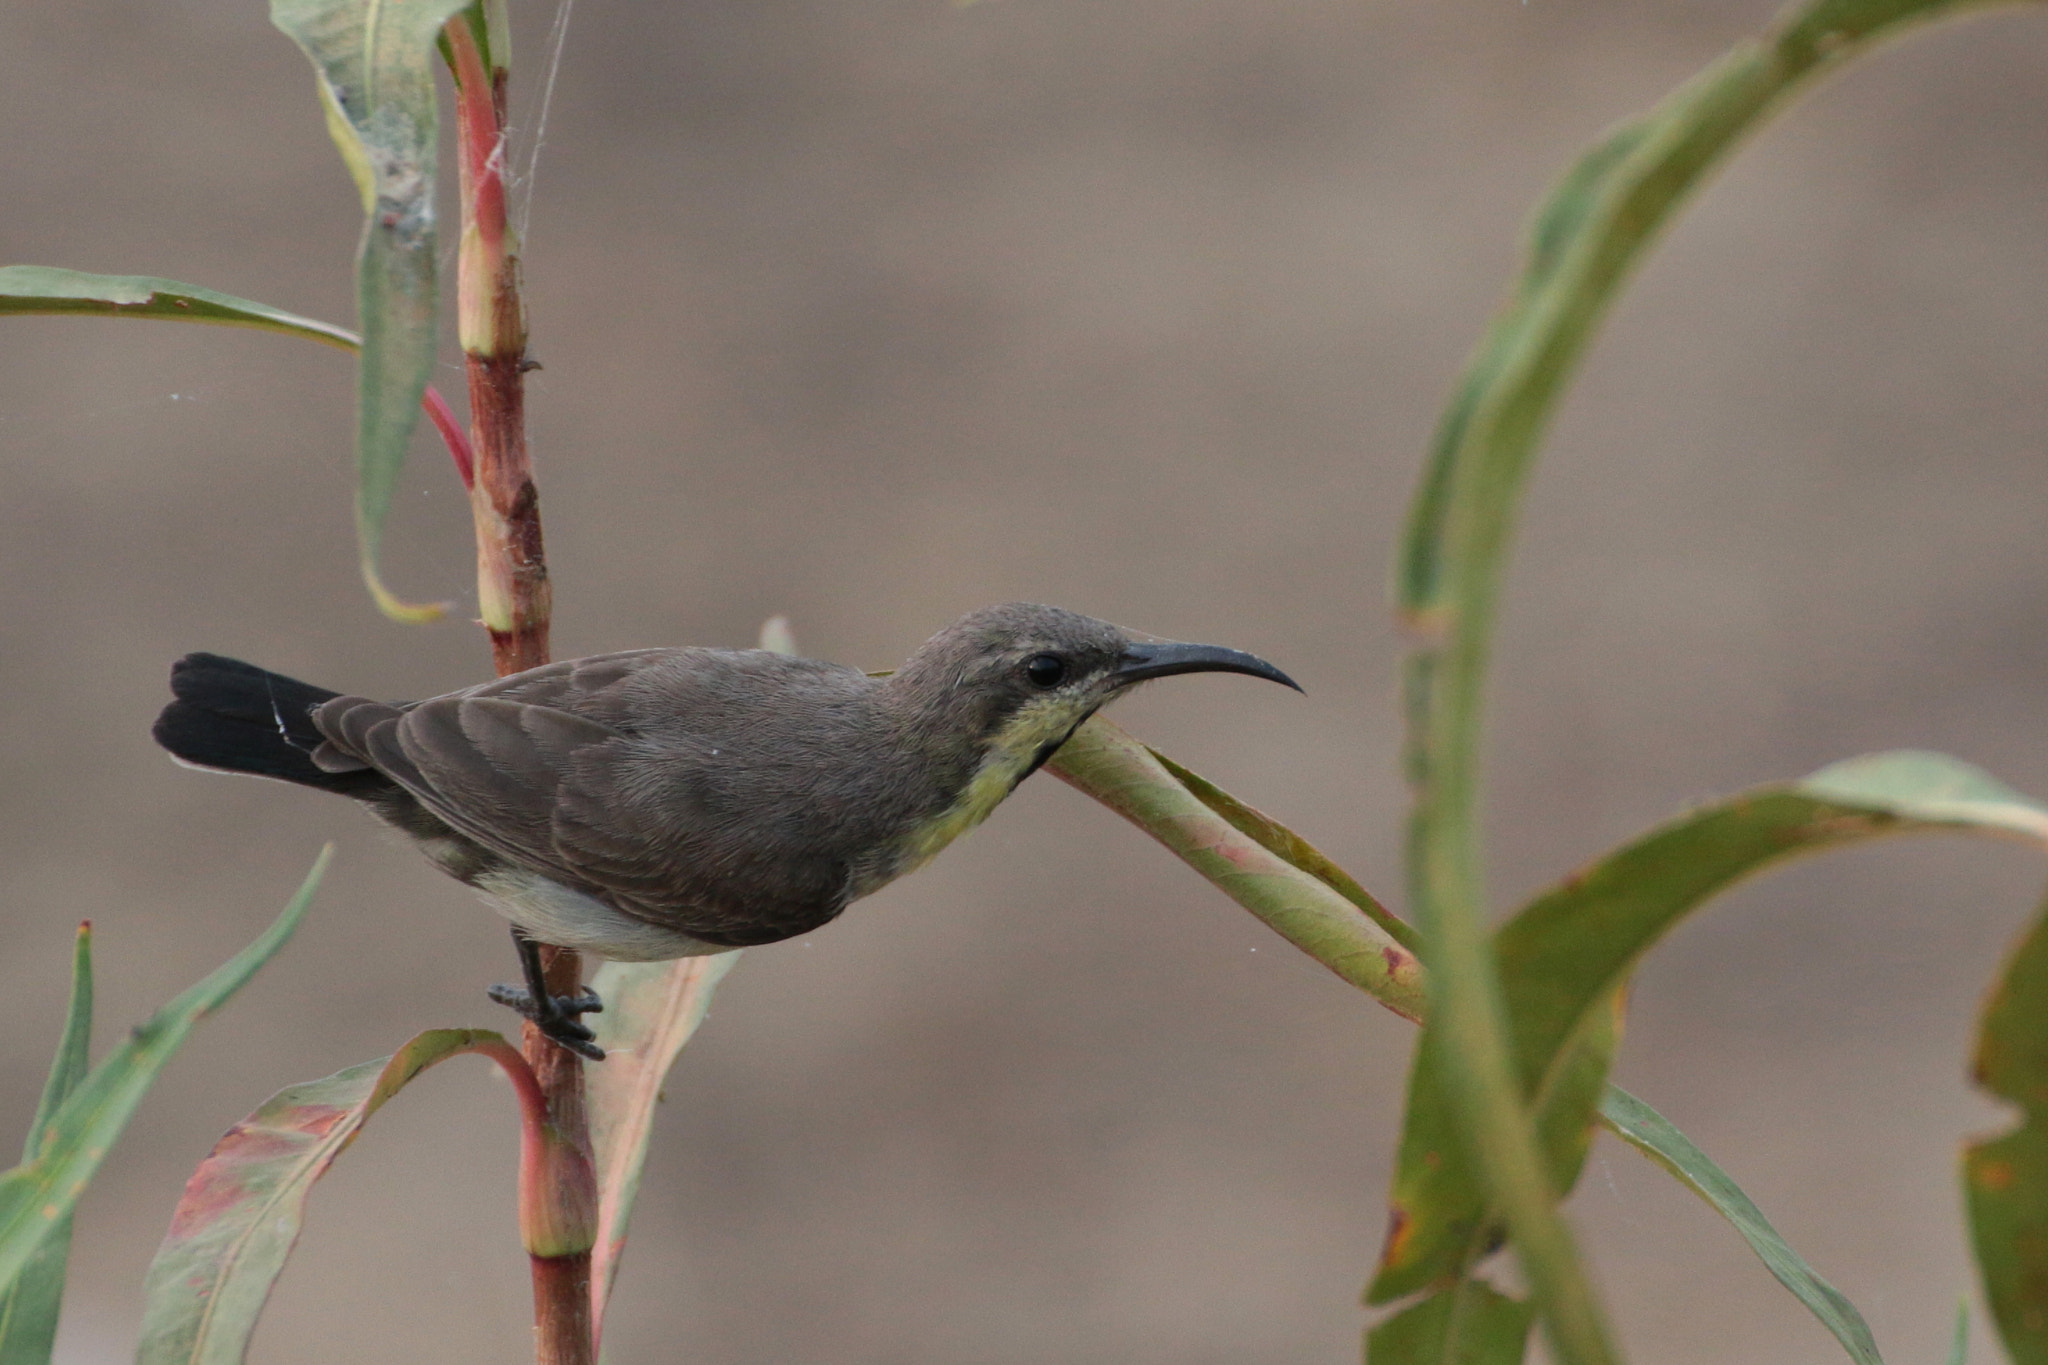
[
  {"xmin": 358, "ymin": 696, "xmax": 633, "ymax": 896},
  {"xmin": 459, "ymin": 649, "xmax": 677, "ymax": 717}
]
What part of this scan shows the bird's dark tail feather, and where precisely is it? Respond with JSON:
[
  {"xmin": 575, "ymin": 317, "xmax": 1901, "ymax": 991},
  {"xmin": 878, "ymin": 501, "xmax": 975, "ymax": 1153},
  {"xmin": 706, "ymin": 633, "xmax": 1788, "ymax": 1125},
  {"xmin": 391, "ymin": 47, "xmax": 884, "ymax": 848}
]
[{"xmin": 152, "ymin": 653, "xmax": 388, "ymax": 796}]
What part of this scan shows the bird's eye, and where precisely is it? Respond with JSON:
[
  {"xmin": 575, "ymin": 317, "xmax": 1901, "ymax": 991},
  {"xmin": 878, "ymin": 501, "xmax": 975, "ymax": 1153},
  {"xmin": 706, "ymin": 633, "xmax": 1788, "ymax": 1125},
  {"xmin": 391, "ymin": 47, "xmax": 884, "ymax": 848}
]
[{"xmin": 1024, "ymin": 654, "xmax": 1067, "ymax": 688}]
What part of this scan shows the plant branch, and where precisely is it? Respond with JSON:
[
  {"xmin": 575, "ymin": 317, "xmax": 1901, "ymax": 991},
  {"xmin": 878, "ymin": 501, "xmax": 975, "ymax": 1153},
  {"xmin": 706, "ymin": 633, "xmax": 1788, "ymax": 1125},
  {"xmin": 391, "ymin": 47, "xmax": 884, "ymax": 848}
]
[{"xmin": 446, "ymin": 14, "xmax": 588, "ymax": 1365}]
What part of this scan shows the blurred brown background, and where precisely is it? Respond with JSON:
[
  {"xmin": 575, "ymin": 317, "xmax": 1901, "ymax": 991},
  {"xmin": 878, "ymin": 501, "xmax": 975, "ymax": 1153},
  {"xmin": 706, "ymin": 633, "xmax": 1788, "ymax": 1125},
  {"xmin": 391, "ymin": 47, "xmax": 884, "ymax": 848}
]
[{"xmin": 3, "ymin": 0, "xmax": 2046, "ymax": 1360}]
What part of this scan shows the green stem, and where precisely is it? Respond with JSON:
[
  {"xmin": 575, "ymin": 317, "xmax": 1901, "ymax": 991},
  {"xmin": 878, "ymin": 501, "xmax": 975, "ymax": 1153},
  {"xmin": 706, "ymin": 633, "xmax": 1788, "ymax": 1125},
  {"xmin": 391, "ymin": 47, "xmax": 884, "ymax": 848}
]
[{"xmin": 1396, "ymin": 3, "xmax": 2034, "ymax": 1361}]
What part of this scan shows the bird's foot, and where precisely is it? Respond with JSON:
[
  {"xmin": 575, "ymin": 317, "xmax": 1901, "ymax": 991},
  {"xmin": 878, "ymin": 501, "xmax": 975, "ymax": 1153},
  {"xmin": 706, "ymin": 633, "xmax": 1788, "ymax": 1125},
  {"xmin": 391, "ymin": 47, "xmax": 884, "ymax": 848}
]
[{"xmin": 487, "ymin": 983, "xmax": 607, "ymax": 1061}]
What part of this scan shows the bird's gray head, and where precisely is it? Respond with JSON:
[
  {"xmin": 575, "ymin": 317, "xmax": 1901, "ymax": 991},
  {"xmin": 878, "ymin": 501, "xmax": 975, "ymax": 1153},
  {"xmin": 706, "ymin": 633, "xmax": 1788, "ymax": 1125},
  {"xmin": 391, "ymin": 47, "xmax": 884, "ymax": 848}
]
[
  {"xmin": 866, "ymin": 603, "xmax": 1299, "ymax": 886},
  {"xmin": 886, "ymin": 602, "xmax": 1300, "ymax": 768}
]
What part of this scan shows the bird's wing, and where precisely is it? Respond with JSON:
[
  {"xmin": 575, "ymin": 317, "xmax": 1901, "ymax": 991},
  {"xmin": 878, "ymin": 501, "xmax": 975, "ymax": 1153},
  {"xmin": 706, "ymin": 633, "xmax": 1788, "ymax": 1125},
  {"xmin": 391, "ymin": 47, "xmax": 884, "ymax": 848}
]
[
  {"xmin": 314, "ymin": 650, "xmax": 865, "ymax": 943},
  {"xmin": 327, "ymin": 694, "xmax": 621, "ymax": 888}
]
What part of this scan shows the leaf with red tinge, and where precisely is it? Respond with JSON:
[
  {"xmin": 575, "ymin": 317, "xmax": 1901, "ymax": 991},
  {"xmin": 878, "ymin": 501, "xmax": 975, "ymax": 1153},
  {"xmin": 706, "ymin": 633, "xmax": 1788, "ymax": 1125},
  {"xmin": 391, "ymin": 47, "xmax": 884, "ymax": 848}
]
[
  {"xmin": 136, "ymin": 1028, "xmax": 511, "ymax": 1365},
  {"xmin": 587, "ymin": 954, "xmax": 739, "ymax": 1342},
  {"xmin": 1146, "ymin": 746, "xmax": 1419, "ymax": 953},
  {"xmin": 1048, "ymin": 719, "xmax": 1425, "ymax": 1022},
  {"xmin": 1967, "ymin": 896, "xmax": 2048, "ymax": 1365}
]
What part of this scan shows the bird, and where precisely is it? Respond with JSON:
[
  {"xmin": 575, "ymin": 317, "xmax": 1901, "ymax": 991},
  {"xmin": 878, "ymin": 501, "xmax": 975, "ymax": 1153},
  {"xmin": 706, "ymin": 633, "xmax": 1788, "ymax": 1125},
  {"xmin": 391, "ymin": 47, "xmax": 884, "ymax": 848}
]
[{"xmin": 152, "ymin": 602, "xmax": 1299, "ymax": 1058}]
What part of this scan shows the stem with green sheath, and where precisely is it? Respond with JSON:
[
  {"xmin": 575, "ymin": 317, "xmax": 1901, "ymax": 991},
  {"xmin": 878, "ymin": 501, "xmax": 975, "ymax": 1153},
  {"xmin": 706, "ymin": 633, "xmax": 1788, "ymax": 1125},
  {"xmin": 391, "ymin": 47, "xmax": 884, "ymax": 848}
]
[{"xmin": 445, "ymin": 15, "xmax": 593, "ymax": 1365}]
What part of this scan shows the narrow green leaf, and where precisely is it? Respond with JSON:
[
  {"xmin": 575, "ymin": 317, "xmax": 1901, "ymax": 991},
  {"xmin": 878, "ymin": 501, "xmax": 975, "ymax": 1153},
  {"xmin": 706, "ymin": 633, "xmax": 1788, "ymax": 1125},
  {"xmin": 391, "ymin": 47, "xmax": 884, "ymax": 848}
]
[
  {"xmin": 0, "ymin": 927, "xmax": 95, "ymax": 1365},
  {"xmin": 0, "ymin": 268, "xmax": 358, "ymax": 351},
  {"xmin": 1965, "ymin": 895, "xmax": 2048, "ymax": 1365},
  {"xmin": 136, "ymin": 1027, "xmax": 508, "ymax": 1365},
  {"xmin": 1367, "ymin": 1279, "xmax": 1535, "ymax": 1365},
  {"xmin": 1374, "ymin": 752, "xmax": 2048, "ymax": 1307},
  {"xmin": 1047, "ymin": 718, "xmax": 1426, "ymax": 1022},
  {"xmin": 1391, "ymin": 1, "xmax": 2027, "ymax": 1360},
  {"xmin": 1144, "ymin": 746, "xmax": 1420, "ymax": 954},
  {"xmin": 271, "ymin": 0, "xmax": 473, "ymax": 622},
  {"xmin": 0, "ymin": 851, "xmax": 327, "ymax": 1298},
  {"xmin": 1945, "ymin": 1300, "xmax": 1968, "ymax": 1365},
  {"xmin": 1597, "ymin": 1085, "xmax": 1882, "ymax": 1365},
  {"xmin": 587, "ymin": 954, "xmax": 739, "ymax": 1338}
]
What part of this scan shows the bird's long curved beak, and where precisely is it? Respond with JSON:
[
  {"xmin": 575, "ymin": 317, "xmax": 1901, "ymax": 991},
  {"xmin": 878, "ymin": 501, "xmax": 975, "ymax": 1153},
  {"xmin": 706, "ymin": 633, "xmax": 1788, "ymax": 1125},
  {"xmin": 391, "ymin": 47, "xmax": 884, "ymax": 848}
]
[{"xmin": 1112, "ymin": 641, "xmax": 1303, "ymax": 693}]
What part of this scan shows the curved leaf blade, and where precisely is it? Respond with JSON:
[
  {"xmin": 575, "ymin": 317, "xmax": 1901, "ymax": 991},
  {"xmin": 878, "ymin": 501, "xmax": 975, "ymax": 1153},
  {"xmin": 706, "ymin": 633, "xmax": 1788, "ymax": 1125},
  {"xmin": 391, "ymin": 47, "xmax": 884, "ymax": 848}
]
[
  {"xmin": 1598, "ymin": 1085, "xmax": 1881, "ymax": 1365},
  {"xmin": 0, "ymin": 851, "xmax": 327, "ymax": 1297},
  {"xmin": 1374, "ymin": 752, "xmax": 2048, "ymax": 1308},
  {"xmin": 587, "ymin": 953, "xmax": 738, "ymax": 1342},
  {"xmin": 1367, "ymin": 1278, "xmax": 1534, "ymax": 1365},
  {"xmin": 0, "ymin": 268, "xmax": 358, "ymax": 351},
  {"xmin": 136, "ymin": 1027, "xmax": 506, "ymax": 1365},
  {"xmin": 1144, "ymin": 745, "xmax": 1419, "ymax": 953},
  {"xmin": 1965, "ymin": 896, "xmax": 2048, "ymax": 1365},
  {"xmin": 1046, "ymin": 718, "xmax": 1426, "ymax": 1022},
  {"xmin": 0, "ymin": 926, "xmax": 94, "ymax": 1365},
  {"xmin": 271, "ymin": 0, "xmax": 472, "ymax": 622},
  {"xmin": 1390, "ymin": 1, "xmax": 2029, "ymax": 1357}
]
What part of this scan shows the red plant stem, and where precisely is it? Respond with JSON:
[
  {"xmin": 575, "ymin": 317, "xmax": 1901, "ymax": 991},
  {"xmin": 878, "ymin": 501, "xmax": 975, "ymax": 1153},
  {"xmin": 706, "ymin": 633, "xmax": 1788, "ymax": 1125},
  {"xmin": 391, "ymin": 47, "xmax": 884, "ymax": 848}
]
[
  {"xmin": 448, "ymin": 22, "xmax": 551, "ymax": 675},
  {"xmin": 422, "ymin": 385, "xmax": 475, "ymax": 489},
  {"xmin": 447, "ymin": 19, "xmax": 591, "ymax": 1365}
]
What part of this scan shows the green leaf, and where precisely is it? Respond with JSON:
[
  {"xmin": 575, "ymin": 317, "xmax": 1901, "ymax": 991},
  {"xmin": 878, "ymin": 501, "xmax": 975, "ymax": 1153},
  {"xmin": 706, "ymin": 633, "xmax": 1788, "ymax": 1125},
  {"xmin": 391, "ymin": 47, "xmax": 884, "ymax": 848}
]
[
  {"xmin": 1945, "ymin": 1300, "xmax": 1968, "ymax": 1365},
  {"xmin": 1046, "ymin": 718, "xmax": 1426, "ymax": 1022},
  {"xmin": 0, "ymin": 927, "xmax": 94, "ymax": 1365},
  {"xmin": 271, "ymin": 0, "xmax": 473, "ymax": 623},
  {"xmin": 1965, "ymin": 895, "xmax": 2048, "ymax": 1365},
  {"xmin": 1374, "ymin": 995, "xmax": 1620, "ymax": 1303},
  {"xmin": 1390, "ymin": 1, "xmax": 2027, "ymax": 1360},
  {"xmin": 1144, "ymin": 746, "xmax": 1419, "ymax": 954},
  {"xmin": 0, "ymin": 851, "xmax": 327, "ymax": 1299},
  {"xmin": 1367, "ymin": 1279, "xmax": 1535, "ymax": 1365},
  {"xmin": 0, "ymin": 268, "xmax": 358, "ymax": 351},
  {"xmin": 1597, "ymin": 1085, "xmax": 1882, "ymax": 1365},
  {"xmin": 1374, "ymin": 752, "xmax": 2048, "ymax": 1307},
  {"xmin": 136, "ymin": 1027, "xmax": 509, "ymax": 1365},
  {"xmin": 586, "ymin": 954, "xmax": 739, "ymax": 1339}
]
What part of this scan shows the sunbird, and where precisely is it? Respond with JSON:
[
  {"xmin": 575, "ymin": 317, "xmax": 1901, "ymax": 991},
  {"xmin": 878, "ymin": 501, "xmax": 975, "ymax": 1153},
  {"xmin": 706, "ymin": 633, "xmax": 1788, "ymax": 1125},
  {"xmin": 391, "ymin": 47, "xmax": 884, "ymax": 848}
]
[{"xmin": 153, "ymin": 603, "xmax": 1299, "ymax": 1058}]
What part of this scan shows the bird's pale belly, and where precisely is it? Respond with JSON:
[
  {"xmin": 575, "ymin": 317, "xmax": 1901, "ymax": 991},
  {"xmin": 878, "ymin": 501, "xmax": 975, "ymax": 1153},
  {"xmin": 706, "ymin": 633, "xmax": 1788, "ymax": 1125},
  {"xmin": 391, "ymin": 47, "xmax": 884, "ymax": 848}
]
[
  {"xmin": 403, "ymin": 825, "xmax": 734, "ymax": 961},
  {"xmin": 472, "ymin": 863, "xmax": 736, "ymax": 961}
]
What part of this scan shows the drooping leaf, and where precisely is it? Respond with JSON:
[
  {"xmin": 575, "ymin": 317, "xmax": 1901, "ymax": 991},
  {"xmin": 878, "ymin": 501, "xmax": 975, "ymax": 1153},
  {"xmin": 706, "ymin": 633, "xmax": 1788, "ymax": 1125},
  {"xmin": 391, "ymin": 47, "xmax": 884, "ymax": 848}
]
[
  {"xmin": 1966, "ymin": 895, "xmax": 2048, "ymax": 1365},
  {"xmin": 1047, "ymin": 718, "xmax": 1425, "ymax": 1022},
  {"xmin": 586, "ymin": 954, "xmax": 739, "ymax": 1340},
  {"xmin": 0, "ymin": 268, "xmax": 357, "ymax": 350},
  {"xmin": 271, "ymin": 0, "xmax": 474, "ymax": 622},
  {"xmin": 136, "ymin": 1027, "xmax": 512, "ymax": 1365},
  {"xmin": 1373, "ymin": 752, "xmax": 2048, "ymax": 1307},
  {"xmin": 0, "ymin": 926, "xmax": 94, "ymax": 1365},
  {"xmin": 1598, "ymin": 1085, "xmax": 1882, "ymax": 1365},
  {"xmin": 1366, "ymin": 1278, "xmax": 1535, "ymax": 1365},
  {"xmin": 0, "ymin": 851, "xmax": 327, "ymax": 1298}
]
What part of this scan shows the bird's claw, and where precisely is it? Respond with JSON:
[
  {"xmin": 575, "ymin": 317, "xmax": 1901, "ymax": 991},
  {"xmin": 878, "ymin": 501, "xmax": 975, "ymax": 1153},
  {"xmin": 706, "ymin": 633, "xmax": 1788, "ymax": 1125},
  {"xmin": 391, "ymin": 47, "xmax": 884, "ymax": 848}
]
[{"xmin": 486, "ymin": 983, "xmax": 607, "ymax": 1060}]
